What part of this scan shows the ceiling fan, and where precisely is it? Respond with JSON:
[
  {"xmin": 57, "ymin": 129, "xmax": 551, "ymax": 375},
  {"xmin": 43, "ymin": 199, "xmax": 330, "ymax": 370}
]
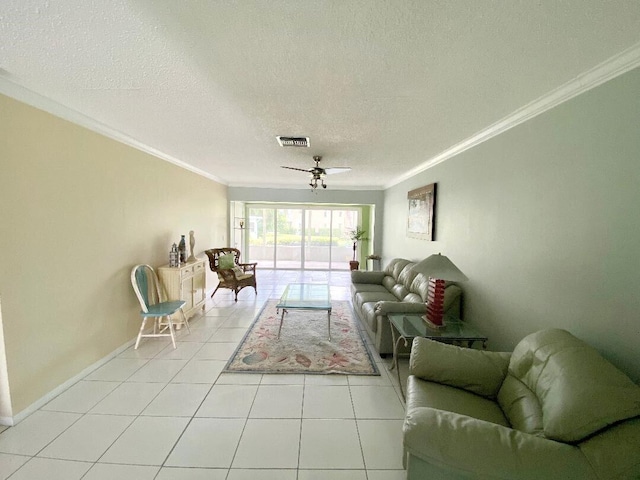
[{"xmin": 281, "ymin": 156, "xmax": 351, "ymax": 190}]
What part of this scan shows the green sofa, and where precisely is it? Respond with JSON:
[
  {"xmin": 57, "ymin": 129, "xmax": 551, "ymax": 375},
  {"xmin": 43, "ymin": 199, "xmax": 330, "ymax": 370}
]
[
  {"xmin": 350, "ymin": 258, "xmax": 462, "ymax": 355},
  {"xmin": 403, "ymin": 329, "xmax": 640, "ymax": 479}
]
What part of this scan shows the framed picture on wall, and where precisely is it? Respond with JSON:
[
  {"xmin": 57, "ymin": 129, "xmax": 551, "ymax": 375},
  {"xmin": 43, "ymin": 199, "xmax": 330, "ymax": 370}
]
[{"xmin": 407, "ymin": 183, "xmax": 436, "ymax": 240}]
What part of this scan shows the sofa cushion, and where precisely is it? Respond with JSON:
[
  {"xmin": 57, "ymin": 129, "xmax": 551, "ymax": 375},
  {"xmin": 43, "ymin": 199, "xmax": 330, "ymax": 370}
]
[
  {"xmin": 350, "ymin": 283, "xmax": 388, "ymax": 297},
  {"xmin": 385, "ymin": 258, "xmax": 412, "ymax": 278},
  {"xmin": 509, "ymin": 329, "xmax": 640, "ymax": 442},
  {"xmin": 406, "ymin": 376, "xmax": 510, "ymax": 428},
  {"xmin": 381, "ymin": 275, "xmax": 397, "ymax": 291},
  {"xmin": 389, "ymin": 283, "xmax": 409, "ymax": 300},
  {"xmin": 397, "ymin": 262, "xmax": 419, "ymax": 290},
  {"xmin": 354, "ymin": 291, "xmax": 397, "ymax": 310}
]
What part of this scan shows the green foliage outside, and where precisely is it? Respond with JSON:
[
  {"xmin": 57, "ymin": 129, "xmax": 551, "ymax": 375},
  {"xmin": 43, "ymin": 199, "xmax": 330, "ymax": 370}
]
[{"xmin": 249, "ymin": 233, "xmax": 351, "ymax": 247}]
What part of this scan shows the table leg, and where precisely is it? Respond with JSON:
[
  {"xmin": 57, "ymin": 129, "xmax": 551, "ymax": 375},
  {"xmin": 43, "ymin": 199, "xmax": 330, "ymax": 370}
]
[
  {"xmin": 277, "ymin": 308, "xmax": 287, "ymax": 339},
  {"xmin": 388, "ymin": 323, "xmax": 408, "ymax": 401}
]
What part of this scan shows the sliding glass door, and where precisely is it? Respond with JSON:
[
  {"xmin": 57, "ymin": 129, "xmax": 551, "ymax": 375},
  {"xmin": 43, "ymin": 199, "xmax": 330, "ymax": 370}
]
[{"xmin": 247, "ymin": 205, "xmax": 360, "ymax": 270}]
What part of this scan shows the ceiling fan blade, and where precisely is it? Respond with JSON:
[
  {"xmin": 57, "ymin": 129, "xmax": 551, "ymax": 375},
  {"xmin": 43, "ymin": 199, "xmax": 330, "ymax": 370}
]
[
  {"xmin": 324, "ymin": 167, "xmax": 352, "ymax": 175},
  {"xmin": 281, "ymin": 166, "xmax": 312, "ymax": 173}
]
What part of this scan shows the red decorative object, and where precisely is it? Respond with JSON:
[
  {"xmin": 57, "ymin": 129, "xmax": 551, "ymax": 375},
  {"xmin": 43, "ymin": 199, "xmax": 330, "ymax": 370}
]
[{"xmin": 426, "ymin": 278, "xmax": 446, "ymax": 326}]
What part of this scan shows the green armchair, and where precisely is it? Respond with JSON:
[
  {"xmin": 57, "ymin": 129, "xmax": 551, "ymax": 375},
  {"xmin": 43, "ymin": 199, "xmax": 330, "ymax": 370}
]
[{"xmin": 403, "ymin": 329, "xmax": 640, "ymax": 479}]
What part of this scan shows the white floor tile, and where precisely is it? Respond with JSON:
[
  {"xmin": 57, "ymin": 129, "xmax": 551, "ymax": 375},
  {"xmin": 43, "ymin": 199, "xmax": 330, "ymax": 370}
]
[
  {"xmin": 195, "ymin": 342, "xmax": 238, "ymax": 360},
  {"xmin": 90, "ymin": 382, "xmax": 164, "ymax": 415},
  {"xmin": 209, "ymin": 328, "xmax": 247, "ymax": 343},
  {"xmin": 304, "ymin": 374, "xmax": 349, "ymax": 385},
  {"xmin": 171, "ymin": 359, "xmax": 226, "ymax": 383},
  {"xmin": 100, "ymin": 416, "xmax": 189, "ymax": 466},
  {"xmin": 221, "ymin": 316, "xmax": 255, "ymax": 328},
  {"xmin": 227, "ymin": 469, "xmax": 297, "ymax": 480},
  {"xmin": 8, "ymin": 457, "xmax": 91, "ymax": 480},
  {"xmin": 298, "ymin": 419, "xmax": 364, "ymax": 469},
  {"xmin": 142, "ymin": 383, "xmax": 212, "ymax": 417},
  {"xmin": 85, "ymin": 358, "xmax": 148, "ymax": 381},
  {"xmin": 166, "ymin": 418, "xmax": 245, "ymax": 468},
  {"xmin": 216, "ymin": 373, "xmax": 262, "ymax": 385},
  {"xmin": 358, "ymin": 419, "xmax": 405, "ymax": 469},
  {"xmin": 0, "ymin": 411, "xmax": 81, "ymax": 456},
  {"xmin": 127, "ymin": 359, "xmax": 188, "ymax": 383},
  {"xmin": 196, "ymin": 384, "xmax": 258, "ymax": 418},
  {"xmin": 259, "ymin": 374, "xmax": 305, "ymax": 385},
  {"xmin": 156, "ymin": 342, "xmax": 205, "ymax": 360},
  {"xmin": 177, "ymin": 328, "xmax": 216, "ymax": 343},
  {"xmin": 298, "ymin": 470, "xmax": 367, "ymax": 480},
  {"xmin": 366, "ymin": 469, "xmax": 407, "ymax": 480},
  {"xmin": 119, "ymin": 340, "xmax": 171, "ymax": 359},
  {"xmin": 82, "ymin": 463, "xmax": 160, "ymax": 480},
  {"xmin": 249, "ymin": 385, "xmax": 303, "ymax": 418},
  {"xmin": 302, "ymin": 385, "xmax": 354, "ymax": 418},
  {"xmin": 350, "ymin": 386, "xmax": 405, "ymax": 419},
  {"xmin": 0, "ymin": 453, "xmax": 29, "ymax": 480},
  {"xmin": 41, "ymin": 380, "xmax": 119, "ymax": 413},
  {"xmin": 348, "ymin": 368, "xmax": 392, "ymax": 386},
  {"xmin": 156, "ymin": 467, "xmax": 228, "ymax": 479},
  {"xmin": 38, "ymin": 414, "xmax": 133, "ymax": 461},
  {"xmin": 232, "ymin": 419, "xmax": 300, "ymax": 469}
]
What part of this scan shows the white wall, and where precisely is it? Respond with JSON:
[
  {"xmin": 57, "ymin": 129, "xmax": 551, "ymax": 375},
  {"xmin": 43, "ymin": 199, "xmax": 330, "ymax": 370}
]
[{"xmin": 382, "ymin": 67, "xmax": 640, "ymax": 382}]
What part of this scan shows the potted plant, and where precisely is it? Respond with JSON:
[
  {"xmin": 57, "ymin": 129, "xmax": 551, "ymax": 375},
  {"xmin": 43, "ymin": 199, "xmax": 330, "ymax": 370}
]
[{"xmin": 348, "ymin": 227, "xmax": 367, "ymax": 270}]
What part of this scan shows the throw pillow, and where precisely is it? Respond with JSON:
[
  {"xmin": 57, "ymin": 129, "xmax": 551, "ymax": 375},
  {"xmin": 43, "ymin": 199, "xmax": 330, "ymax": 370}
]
[{"xmin": 219, "ymin": 253, "xmax": 235, "ymax": 269}]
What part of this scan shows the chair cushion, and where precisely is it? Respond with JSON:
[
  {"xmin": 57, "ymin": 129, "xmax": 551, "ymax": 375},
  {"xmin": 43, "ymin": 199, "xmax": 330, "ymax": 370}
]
[
  {"xmin": 406, "ymin": 376, "xmax": 510, "ymax": 428},
  {"xmin": 232, "ymin": 266, "xmax": 253, "ymax": 280},
  {"xmin": 219, "ymin": 253, "xmax": 235, "ymax": 269},
  {"xmin": 509, "ymin": 328, "xmax": 640, "ymax": 442}
]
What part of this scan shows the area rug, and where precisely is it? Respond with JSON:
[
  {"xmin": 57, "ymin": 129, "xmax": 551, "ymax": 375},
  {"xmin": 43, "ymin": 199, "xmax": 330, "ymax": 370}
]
[{"xmin": 224, "ymin": 300, "xmax": 379, "ymax": 375}]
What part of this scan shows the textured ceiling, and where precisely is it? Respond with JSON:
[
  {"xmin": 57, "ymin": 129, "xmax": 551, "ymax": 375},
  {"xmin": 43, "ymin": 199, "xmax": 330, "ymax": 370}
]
[{"xmin": 2, "ymin": 1, "xmax": 640, "ymax": 189}]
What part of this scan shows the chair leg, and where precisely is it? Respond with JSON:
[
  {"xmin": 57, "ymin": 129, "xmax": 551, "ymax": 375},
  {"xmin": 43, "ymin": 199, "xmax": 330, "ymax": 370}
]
[
  {"xmin": 135, "ymin": 318, "xmax": 148, "ymax": 350},
  {"xmin": 166, "ymin": 315, "xmax": 177, "ymax": 349},
  {"xmin": 180, "ymin": 308, "xmax": 191, "ymax": 334},
  {"xmin": 234, "ymin": 289, "xmax": 238, "ymax": 302},
  {"xmin": 211, "ymin": 285, "xmax": 221, "ymax": 298}
]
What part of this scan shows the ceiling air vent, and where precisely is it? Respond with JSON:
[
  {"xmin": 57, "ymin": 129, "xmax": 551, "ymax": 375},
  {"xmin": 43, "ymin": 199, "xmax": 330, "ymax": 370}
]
[{"xmin": 277, "ymin": 136, "xmax": 310, "ymax": 147}]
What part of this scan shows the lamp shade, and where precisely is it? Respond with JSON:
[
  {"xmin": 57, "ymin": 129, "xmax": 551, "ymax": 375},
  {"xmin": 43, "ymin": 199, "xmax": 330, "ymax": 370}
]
[{"xmin": 411, "ymin": 253, "xmax": 468, "ymax": 282}]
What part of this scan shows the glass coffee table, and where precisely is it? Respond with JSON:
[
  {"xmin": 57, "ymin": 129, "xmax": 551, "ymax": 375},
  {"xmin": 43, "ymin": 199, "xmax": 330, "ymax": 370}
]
[
  {"xmin": 388, "ymin": 313, "xmax": 488, "ymax": 400},
  {"xmin": 276, "ymin": 283, "xmax": 332, "ymax": 340}
]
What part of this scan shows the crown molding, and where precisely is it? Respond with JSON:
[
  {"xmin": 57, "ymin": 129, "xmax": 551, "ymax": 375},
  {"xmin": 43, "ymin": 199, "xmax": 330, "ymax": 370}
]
[
  {"xmin": 0, "ymin": 77, "xmax": 227, "ymax": 186},
  {"xmin": 228, "ymin": 182, "xmax": 384, "ymax": 191},
  {"xmin": 386, "ymin": 41, "xmax": 640, "ymax": 189}
]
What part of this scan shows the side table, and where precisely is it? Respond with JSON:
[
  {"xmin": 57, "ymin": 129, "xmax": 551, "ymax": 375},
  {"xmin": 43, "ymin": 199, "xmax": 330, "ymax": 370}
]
[{"xmin": 388, "ymin": 313, "xmax": 488, "ymax": 400}]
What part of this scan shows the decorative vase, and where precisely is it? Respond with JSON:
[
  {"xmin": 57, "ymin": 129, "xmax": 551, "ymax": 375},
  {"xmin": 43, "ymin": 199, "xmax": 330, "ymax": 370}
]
[
  {"xmin": 178, "ymin": 235, "xmax": 186, "ymax": 264},
  {"xmin": 169, "ymin": 243, "xmax": 180, "ymax": 267}
]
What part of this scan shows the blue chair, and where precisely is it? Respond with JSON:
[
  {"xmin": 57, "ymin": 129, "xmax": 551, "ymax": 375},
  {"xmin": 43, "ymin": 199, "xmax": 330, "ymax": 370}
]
[{"xmin": 130, "ymin": 264, "xmax": 190, "ymax": 349}]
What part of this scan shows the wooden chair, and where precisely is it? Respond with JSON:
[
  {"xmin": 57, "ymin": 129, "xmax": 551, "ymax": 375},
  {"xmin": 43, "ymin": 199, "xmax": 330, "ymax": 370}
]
[
  {"xmin": 205, "ymin": 248, "xmax": 257, "ymax": 302},
  {"xmin": 130, "ymin": 264, "xmax": 190, "ymax": 349}
]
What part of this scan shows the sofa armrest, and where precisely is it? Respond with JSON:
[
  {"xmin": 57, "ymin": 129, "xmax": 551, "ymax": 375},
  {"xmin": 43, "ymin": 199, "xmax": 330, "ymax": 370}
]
[
  {"xmin": 374, "ymin": 301, "xmax": 426, "ymax": 315},
  {"xmin": 404, "ymin": 408, "xmax": 596, "ymax": 480},
  {"xmin": 351, "ymin": 270, "xmax": 386, "ymax": 284},
  {"xmin": 410, "ymin": 337, "xmax": 511, "ymax": 397}
]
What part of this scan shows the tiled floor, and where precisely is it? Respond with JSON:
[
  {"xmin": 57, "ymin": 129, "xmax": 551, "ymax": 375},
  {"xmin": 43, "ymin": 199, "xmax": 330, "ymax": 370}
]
[{"xmin": 0, "ymin": 270, "xmax": 410, "ymax": 480}]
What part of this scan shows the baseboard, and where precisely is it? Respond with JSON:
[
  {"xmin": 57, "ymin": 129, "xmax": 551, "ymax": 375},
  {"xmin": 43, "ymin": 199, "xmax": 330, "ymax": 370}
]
[{"xmin": 1, "ymin": 338, "xmax": 137, "ymax": 426}]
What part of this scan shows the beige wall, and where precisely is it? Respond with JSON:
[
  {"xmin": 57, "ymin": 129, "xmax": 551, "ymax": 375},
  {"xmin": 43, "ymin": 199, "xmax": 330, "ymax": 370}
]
[
  {"xmin": 382, "ymin": 67, "xmax": 640, "ymax": 382},
  {"xmin": 0, "ymin": 94, "xmax": 228, "ymax": 415}
]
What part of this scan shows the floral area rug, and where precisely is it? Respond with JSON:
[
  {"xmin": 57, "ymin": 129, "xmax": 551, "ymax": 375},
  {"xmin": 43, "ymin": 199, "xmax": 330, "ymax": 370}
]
[{"xmin": 224, "ymin": 300, "xmax": 379, "ymax": 375}]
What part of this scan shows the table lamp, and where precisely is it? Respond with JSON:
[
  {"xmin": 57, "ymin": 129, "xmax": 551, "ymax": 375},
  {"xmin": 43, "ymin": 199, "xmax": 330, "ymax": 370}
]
[{"xmin": 411, "ymin": 253, "xmax": 468, "ymax": 328}]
